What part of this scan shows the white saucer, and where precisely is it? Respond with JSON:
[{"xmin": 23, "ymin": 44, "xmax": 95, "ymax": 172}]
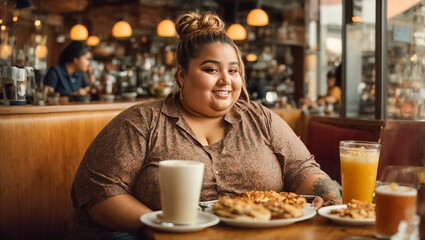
[{"xmin": 140, "ymin": 210, "xmax": 219, "ymax": 233}]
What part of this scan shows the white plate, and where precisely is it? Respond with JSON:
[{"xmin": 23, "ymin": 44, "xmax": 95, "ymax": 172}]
[
  {"xmin": 140, "ymin": 210, "xmax": 219, "ymax": 233},
  {"xmin": 318, "ymin": 205, "xmax": 375, "ymax": 226},
  {"xmin": 206, "ymin": 205, "xmax": 316, "ymax": 228}
]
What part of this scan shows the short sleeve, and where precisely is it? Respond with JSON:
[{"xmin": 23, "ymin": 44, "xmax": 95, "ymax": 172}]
[
  {"xmin": 72, "ymin": 106, "xmax": 150, "ymax": 208},
  {"xmin": 328, "ymin": 87, "xmax": 341, "ymax": 103},
  {"xmin": 44, "ymin": 67, "xmax": 59, "ymax": 89},
  {"xmin": 268, "ymin": 109, "xmax": 327, "ymax": 192}
]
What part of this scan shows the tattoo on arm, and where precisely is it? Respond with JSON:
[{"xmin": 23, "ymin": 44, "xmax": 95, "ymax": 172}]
[{"xmin": 312, "ymin": 177, "xmax": 341, "ymax": 199}]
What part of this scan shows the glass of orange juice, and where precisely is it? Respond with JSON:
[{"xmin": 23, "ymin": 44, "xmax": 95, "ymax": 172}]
[{"xmin": 340, "ymin": 140, "xmax": 380, "ymax": 203}]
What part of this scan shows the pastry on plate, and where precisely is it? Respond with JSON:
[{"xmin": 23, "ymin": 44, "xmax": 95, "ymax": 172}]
[
  {"xmin": 212, "ymin": 196, "xmax": 271, "ymax": 221},
  {"xmin": 262, "ymin": 199, "xmax": 305, "ymax": 219},
  {"xmin": 242, "ymin": 190, "xmax": 307, "ymax": 208},
  {"xmin": 329, "ymin": 199, "xmax": 375, "ymax": 219}
]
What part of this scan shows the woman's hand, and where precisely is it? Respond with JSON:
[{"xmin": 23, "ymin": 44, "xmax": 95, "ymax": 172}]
[{"xmin": 311, "ymin": 196, "xmax": 341, "ymax": 210}]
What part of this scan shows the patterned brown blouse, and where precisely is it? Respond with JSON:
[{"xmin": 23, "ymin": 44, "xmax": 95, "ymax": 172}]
[{"xmin": 69, "ymin": 92, "xmax": 326, "ymax": 237}]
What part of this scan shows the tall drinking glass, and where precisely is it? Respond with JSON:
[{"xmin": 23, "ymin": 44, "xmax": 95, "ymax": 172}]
[{"xmin": 339, "ymin": 140, "xmax": 380, "ymax": 203}]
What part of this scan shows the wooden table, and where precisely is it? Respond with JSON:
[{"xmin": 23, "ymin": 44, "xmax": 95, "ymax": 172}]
[{"xmin": 143, "ymin": 215, "xmax": 376, "ymax": 240}]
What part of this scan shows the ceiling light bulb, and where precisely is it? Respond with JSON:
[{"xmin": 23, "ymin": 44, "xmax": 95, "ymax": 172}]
[
  {"xmin": 70, "ymin": 24, "xmax": 88, "ymax": 40},
  {"xmin": 227, "ymin": 23, "xmax": 247, "ymax": 40},
  {"xmin": 157, "ymin": 19, "xmax": 176, "ymax": 37},
  {"xmin": 86, "ymin": 36, "xmax": 100, "ymax": 46},
  {"xmin": 247, "ymin": 9, "xmax": 269, "ymax": 26},
  {"xmin": 112, "ymin": 20, "xmax": 132, "ymax": 38},
  {"xmin": 35, "ymin": 45, "xmax": 48, "ymax": 58},
  {"xmin": 246, "ymin": 54, "xmax": 257, "ymax": 62}
]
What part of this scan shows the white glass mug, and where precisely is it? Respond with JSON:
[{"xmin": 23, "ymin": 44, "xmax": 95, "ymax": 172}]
[{"xmin": 159, "ymin": 160, "xmax": 204, "ymax": 225}]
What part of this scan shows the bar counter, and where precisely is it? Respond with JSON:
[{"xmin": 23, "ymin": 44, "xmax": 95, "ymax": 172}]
[{"xmin": 0, "ymin": 98, "xmax": 159, "ymax": 115}]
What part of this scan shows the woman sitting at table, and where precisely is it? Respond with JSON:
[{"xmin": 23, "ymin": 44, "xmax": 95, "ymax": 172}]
[
  {"xmin": 69, "ymin": 11, "xmax": 341, "ymax": 239},
  {"xmin": 44, "ymin": 41, "xmax": 95, "ymax": 97}
]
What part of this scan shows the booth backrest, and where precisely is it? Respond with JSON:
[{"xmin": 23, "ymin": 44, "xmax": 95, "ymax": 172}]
[
  {"xmin": 377, "ymin": 120, "xmax": 425, "ymax": 178},
  {"xmin": 0, "ymin": 110, "xmax": 122, "ymax": 240},
  {"xmin": 306, "ymin": 118, "xmax": 382, "ymax": 183}
]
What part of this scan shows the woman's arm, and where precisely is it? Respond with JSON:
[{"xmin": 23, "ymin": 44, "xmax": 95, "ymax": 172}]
[
  {"xmin": 88, "ymin": 194, "xmax": 152, "ymax": 232},
  {"xmin": 266, "ymin": 108, "xmax": 341, "ymax": 208},
  {"xmin": 296, "ymin": 174, "xmax": 341, "ymax": 208}
]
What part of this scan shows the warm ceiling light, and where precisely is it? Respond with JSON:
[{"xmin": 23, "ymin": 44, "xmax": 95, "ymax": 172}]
[
  {"xmin": 227, "ymin": 23, "xmax": 247, "ymax": 40},
  {"xmin": 70, "ymin": 24, "xmax": 88, "ymax": 40},
  {"xmin": 352, "ymin": 16, "xmax": 363, "ymax": 22},
  {"xmin": 35, "ymin": 45, "xmax": 48, "ymax": 58},
  {"xmin": 13, "ymin": 16, "xmax": 18, "ymax": 22},
  {"xmin": 86, "ymin": 35, "xmax": 100, "ymax": 46},
  {"xmin": 0, "ymin": 43, "xmax": 11, "ymax": 59},
  {"xmin": 247, "ymin": 9, "xmax": 269, "ymax": 26},
  {"xmin": 246, "ymin": 53, "xmax": 257, "ymax": 62},
  {"xmin": 112, "ymin": 20, "xmax": 132, "ymax": 38},
  {"xmin": 157, "ymin": 19, "xmax": 176, "ymax": 37},
  {"xmin": 34, "ymin": 20, "xmax": 41, "ymax": 27},
  {"xmin": 1, "ymin": 25, "xmax": 6, "ymax": 31}
]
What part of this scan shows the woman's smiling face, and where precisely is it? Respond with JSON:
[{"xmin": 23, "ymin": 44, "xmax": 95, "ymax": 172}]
[{"xmin": 177, "ymin": 42, "xmax": 242, "ymax": 118}]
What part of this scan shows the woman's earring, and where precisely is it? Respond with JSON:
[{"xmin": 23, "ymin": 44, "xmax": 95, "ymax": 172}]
[{"xmin": 180, "ymin": 85, "xmax": 184, "ymax": 101}]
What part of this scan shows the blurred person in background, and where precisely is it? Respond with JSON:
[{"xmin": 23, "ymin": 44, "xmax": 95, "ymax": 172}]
[
  {"xmin": 300, "ymin": 69, "xmax": 341, "ymax": 112},
  {"xmin": 44, "ymin": 41, "xmax": 95, "ymax": 97}
]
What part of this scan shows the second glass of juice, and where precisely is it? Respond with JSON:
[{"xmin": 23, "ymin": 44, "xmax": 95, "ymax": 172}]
[{"xmin": 340, "ymin": 140, "xmax": 380, "ymax": 203}]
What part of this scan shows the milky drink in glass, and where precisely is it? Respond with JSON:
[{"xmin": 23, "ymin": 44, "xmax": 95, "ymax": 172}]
[
  {"xmin": 340, "ymin": 141, "xmax": 380, "ymax": 203},
  {"xmin": 159, "ymin": 160, "xmax": 204, "ymax": 225},
  {"xmin": 375, "ymin": 183, "xmax": 417, "ymax": 239}
]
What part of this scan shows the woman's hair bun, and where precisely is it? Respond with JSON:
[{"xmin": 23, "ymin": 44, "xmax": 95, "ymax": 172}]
[{"xmin": 175, "ymin": 11, "xmax": 225, "ymax": 39}]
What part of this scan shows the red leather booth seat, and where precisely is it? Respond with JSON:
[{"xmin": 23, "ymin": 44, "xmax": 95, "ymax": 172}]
[
  {"xmin": 306, "ymin": 120, "xmax": 381, "ymax": 183},
  {"xmin": 378, "ymin": 120, "xmax": 425, "ymax": 178}
]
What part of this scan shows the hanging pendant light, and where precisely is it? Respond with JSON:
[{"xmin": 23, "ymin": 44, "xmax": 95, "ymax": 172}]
[
  {"xmin": 35, "ymin": 45, "xmax": 48, "ymax": 58},
  {"xmin": 86, "ymin": 35, "xmax": 100, "ymax": 46},
  {"xmin": 247, "ymin": 9, "xmax": 269, "ymax": 26},
  {"xmin": 70, "ymin": 24, "xmax": 88, "ymax": 40},
  {"xmin": 246, "ymin": 53, "xmax": 257, "ymax": 62},
  {"xmin": 112, "ymin": 20, "xmax": 132, "ymax": 38},
  {"xmin": 227, "ymin": 23, "xmax": 247, "ymax": 40},
  {"xmin": 0, "ymin": 42, "xmax": 12, "ymax": 59},
  {"xmin": 157, "ymin": 19, "xmax": 176, "ymax": 37},
  {"xmin": 227, "ymin": 1, "xmax": 247, "ymax": 41}
]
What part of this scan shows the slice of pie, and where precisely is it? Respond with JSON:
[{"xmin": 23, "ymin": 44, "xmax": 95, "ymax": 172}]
[{"xmin": 212, "ymin": 196, "xmax": 271, "ymax": 221}]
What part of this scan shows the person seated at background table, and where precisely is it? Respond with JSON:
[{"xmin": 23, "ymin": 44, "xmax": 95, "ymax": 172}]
[
  {"xmin": 44, "ymin": 41, "xmax": 95, "ymax": 97},
  {"xmin": 69, "ymin": 11, "xmax": 341, "ymax": 239},
  {"xmin": 300, "ymin": 70, "xmax": 341, "ymax": 112}
]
